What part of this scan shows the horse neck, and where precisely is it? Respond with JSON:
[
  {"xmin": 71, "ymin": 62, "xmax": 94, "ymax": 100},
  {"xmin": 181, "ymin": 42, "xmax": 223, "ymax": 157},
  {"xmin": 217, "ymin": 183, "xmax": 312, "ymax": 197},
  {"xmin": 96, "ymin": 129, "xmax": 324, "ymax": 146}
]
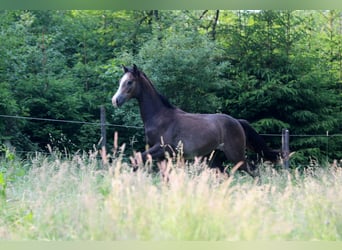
[{"xmin": 137, "ymin": 81, "xmax": 170, "ymax": 124}]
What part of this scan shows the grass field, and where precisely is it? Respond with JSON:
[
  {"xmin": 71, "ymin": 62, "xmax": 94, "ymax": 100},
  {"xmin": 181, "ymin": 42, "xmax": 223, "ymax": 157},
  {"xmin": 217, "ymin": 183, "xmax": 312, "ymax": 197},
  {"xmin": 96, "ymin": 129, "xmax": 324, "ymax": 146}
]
[{"xmin": 0, "ymin": 148, "xmax": 342, "ymax": 240}]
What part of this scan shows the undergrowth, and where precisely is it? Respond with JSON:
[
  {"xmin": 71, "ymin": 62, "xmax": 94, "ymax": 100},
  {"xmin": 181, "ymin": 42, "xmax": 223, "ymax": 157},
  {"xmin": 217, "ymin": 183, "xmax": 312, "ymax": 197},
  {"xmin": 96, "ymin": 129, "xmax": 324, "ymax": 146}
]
[{"xmin": 0, "ymin": 147, "xmax": 341, "ymax": 240}]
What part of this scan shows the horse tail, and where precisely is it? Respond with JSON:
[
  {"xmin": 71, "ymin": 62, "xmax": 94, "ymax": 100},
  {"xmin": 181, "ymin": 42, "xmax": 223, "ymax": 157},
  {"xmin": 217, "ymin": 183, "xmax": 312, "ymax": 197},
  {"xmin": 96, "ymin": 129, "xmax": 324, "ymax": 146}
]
[{"xmin": 238, "ymin": 119, "xmax": 279, "ymax": 163}]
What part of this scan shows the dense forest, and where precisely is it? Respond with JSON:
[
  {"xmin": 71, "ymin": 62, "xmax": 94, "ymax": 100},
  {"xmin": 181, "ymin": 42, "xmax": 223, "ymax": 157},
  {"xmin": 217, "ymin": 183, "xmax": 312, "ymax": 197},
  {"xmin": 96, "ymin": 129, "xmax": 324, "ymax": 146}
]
[{"xmin": 0, "ymin": 10, "xmax": 341, "ymax": 164}]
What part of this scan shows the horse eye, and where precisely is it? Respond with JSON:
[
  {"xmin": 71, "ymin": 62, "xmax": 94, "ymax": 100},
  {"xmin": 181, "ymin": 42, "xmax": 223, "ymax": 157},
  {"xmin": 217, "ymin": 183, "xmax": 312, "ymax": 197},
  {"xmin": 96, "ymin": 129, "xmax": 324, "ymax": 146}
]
[{"xmin": 127, "ymin": 81, "xmax": 133, "ymax": 86}]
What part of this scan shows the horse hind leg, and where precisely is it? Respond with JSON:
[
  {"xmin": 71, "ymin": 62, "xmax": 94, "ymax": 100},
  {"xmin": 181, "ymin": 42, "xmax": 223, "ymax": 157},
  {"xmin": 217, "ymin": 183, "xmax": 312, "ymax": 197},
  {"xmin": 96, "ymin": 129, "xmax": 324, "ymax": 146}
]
[
  {"xmin": 208, "ymin": 150, "xmax": 227, "ymax": 173},
  {"xmin": 238, "ymin": 161, "xmax": 260, "ymax": 179},
  {"xmin": 222, "ymin": 147, "xmax": 260, "ymax": 178}
]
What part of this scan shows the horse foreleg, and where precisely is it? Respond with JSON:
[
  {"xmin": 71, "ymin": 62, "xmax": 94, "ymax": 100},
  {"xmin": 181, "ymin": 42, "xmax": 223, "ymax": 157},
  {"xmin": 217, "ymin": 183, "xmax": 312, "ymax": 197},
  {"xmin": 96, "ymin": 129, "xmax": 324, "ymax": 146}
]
[
  {"xmin": 141, "ymin": 143, "xmax": 173, "ymax": 162},
  {"xmin": 130, "ymin": 144, "xmax": 164, "ymax": 171}
]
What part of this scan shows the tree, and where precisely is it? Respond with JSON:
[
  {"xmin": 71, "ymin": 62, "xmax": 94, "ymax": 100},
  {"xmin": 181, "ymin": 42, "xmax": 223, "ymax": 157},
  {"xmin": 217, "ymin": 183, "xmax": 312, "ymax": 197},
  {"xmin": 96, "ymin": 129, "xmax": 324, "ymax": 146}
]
[
  {"xmin": 135, "ymin": 25, "xmax": 227, "ymax": 113},
  {"xmin": 0, "ymin": 10, "xmax": 340, "ymax": 162},
  {"xmin": 217, "ymin": 10, "xmax": 341, "ymax": 161}
]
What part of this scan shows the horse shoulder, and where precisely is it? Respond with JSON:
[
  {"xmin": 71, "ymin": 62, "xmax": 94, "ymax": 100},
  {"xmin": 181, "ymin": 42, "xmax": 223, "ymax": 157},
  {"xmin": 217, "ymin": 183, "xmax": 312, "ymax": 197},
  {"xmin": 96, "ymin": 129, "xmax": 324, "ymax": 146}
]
[{"xmin": 144, "ymin": 109, "xmax": 178, "ymax": 144}]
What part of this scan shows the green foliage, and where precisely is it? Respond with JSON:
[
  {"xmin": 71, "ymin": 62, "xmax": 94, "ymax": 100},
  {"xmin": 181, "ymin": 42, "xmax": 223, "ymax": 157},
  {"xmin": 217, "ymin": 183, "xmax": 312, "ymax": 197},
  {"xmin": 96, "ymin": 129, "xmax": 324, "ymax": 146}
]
[
  {"xmin": 217, "ymin": 10, "xmax": 341, "ymax": 162},
  {"xmin": 0, "ymin": 82, "xmax": 19, "ymax": 143},
  {"xmin": 0, "ymin": 10, "xmax": 340, "ymax": 163},
  {"xmin": 0, "ymin": 172, "xmax": 6, "ymax": 200},
  {"xmin": 136, "ymin": 27, "xmax": 227, "ymax": 113},
  {"xmin": 0, "ymin": 145, "xmax": 27, "ymax": 200}
]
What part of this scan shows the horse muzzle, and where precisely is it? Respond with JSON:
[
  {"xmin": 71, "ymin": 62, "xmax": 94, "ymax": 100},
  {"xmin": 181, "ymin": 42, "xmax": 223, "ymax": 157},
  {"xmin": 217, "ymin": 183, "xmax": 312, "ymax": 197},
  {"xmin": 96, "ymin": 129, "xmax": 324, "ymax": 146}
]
[{"xmin": 112, "ymin": 94, "xmax": 126, "ymax": 108}]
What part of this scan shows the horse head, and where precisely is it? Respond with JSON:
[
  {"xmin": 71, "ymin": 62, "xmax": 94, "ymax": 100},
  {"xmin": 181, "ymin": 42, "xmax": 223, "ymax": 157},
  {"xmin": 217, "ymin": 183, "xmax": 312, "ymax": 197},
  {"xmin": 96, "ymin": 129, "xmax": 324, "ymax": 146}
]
[{"xmin": 112, "ymin": 64, "xmax": 142, "ymax": 107}]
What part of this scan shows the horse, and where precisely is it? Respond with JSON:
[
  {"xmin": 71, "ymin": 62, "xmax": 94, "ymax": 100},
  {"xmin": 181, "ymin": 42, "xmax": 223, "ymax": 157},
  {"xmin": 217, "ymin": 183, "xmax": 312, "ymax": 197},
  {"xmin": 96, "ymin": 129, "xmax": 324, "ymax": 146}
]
[{"xmin": 112, "ymin": 64, "xmax": 279, "ymax": 177}]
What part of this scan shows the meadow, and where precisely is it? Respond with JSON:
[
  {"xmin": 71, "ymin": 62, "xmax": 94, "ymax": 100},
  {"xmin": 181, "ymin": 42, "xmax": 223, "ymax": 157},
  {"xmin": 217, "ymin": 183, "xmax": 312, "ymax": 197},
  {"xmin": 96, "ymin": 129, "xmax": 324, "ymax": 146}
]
[{"xmin": 0, "ymin": 147, "xmax": 342, "ymax": 240}]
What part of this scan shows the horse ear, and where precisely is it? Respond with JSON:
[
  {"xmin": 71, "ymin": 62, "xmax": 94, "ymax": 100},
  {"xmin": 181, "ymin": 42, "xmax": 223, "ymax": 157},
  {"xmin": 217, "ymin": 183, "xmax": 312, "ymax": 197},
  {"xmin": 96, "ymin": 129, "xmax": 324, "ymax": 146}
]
[
  {"xmin": 122, "ymin": 65, "xmax": 129, "ymax": 73},
  {"xmin": 132, "ymin": 64, "xmax": 139, "ymax": 76}
]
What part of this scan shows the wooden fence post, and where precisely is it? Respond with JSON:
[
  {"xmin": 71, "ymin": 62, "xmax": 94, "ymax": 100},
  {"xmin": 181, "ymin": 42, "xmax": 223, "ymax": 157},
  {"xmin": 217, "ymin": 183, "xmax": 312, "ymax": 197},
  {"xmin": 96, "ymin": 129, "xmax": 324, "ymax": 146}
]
[
  {"xmin": 100, "ymin": 106, "xmax": 107, "ymax": 150},
  {"xmin": 100, "ymin": 106, "xmax": 108, "ymax": 165},
  {"xmin": 282, "ymin": 128, "xmax": 290, "ymax": 169}
]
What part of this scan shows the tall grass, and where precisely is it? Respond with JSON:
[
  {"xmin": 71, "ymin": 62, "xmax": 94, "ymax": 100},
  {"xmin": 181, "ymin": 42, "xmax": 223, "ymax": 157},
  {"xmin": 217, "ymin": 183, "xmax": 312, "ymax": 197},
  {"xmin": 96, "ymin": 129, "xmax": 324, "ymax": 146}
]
[{"xmin": 0, "ymin": 149, "xmax": 342, "ymax": 240}]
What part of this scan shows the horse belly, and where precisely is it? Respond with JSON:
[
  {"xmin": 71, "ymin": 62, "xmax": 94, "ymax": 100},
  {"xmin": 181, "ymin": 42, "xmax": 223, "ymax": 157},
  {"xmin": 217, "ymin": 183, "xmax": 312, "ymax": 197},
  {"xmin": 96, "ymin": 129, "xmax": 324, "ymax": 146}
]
[{"xmin": 179, "ymin": 131, "xmax": 221, "ymax": 158}]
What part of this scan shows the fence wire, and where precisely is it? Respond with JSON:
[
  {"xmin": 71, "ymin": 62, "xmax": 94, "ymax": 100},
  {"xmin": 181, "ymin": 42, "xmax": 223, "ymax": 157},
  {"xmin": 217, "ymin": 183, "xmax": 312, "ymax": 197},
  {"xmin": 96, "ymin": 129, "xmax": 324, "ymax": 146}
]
[
  {"xmin": 1, "ymin": 113, "xmax": 341, "ymax": 162},
  {"xmin": 1, "ymin": 114, "xmax": 341, "ymax": 137},
  {"xmin": 0, "ymin": 114, "xmax": 144, "ymax": 129}
]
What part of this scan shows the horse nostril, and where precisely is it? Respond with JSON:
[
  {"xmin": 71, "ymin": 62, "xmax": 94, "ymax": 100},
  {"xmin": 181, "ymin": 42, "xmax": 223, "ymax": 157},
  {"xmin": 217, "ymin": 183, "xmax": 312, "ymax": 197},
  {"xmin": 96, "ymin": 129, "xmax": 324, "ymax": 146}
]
[
  {"xmin": 115, "ymin": 95, "xmax": 125, "ymax": 107},
  {"xmin": 112, "ymin": 94, "xmax": 127, "ymax": 108}
]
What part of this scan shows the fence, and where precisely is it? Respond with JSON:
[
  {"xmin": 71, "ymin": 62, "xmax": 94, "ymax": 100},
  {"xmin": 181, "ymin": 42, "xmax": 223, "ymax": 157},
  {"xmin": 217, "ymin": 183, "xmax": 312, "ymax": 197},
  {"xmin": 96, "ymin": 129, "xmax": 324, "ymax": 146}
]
[{"xmin": 1, "ymin": 109, "xmax": 341, "ymax": 168}]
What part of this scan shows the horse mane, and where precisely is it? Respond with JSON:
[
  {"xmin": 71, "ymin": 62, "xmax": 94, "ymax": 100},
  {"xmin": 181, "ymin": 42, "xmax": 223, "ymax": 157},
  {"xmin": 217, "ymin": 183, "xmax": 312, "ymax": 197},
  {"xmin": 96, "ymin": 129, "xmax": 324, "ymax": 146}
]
[
  {"xmin": 143, "ymin": 73, "xmax": 175, "ymax": 109},
  {"xmin": 157, "ymin": 92, "xmax": 176, "ymax": 109},
  {"xmin": 127, "ymin": 66, "xmax": 175, "ymax": 110}
]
